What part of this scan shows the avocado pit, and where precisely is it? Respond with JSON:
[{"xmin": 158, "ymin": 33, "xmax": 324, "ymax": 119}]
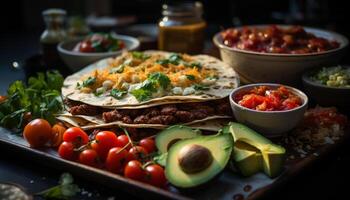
[{"xmin": 178, "ymin": 144, "xmax": 213, "ymax": 174}]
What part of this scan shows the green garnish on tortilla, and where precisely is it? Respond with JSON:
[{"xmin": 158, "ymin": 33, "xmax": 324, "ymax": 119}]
[{"xmin": 131, "ymin": 72, "xmax": 170, "ymax": 101}]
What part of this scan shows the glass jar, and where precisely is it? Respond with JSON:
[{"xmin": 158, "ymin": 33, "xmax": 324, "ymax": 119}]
[
  {"xmin": 40, "ymin": 8, "xmax": 67, "ymax": 67},
  {"xmin": 158, "ymin": 2, "xmax": 206, "ymax": 54}
]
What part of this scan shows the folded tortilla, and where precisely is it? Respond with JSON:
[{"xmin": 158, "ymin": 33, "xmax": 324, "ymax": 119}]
[{"xmin": 62, "ymin": 50, "xmax": 239, "ymax": 108}]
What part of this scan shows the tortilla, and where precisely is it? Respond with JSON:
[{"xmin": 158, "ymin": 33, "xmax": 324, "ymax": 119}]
[
  {"xmin": 56, "ymin": 115, "xmax": 233, "ymax": 132},
  {"xmin": 57, "ymin": 112, "xmax": 232, "ymax": 128},
  {"xmin": 62, "ymin": 50, "xmax": 239, "ymax": 108}
]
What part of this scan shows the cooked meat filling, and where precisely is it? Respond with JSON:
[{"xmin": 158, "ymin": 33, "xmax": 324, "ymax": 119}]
[{"xmin": 65, "ymin": 99, "xmax": 232, "ymax": 125}]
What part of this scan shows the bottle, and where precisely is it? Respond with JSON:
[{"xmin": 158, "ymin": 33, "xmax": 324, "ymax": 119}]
[
  {"xmin": 158, "ymin": 2, "xmax": 206, "ymax": 54},
  {"xmin": 40, "ymin": 8, "xmax": 67, "ymax": 68}
]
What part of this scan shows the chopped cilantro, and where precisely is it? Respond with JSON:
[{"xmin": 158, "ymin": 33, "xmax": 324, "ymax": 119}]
[
  {"xmin": 109, "ymin": 64, "xmax": 125, "ymax": 74},
  {"xmin": 156, "ymin": 59, "xmax": 169, "ymax": 66},
  {"xmin": 186, "ymin": 75, "xmax": 195, "ymax": 81},
  {"xmin": 110, "ymin": 89, "xmax": 127, "ymax": 99},
  {"xmin": 156, "ymin": 53, "xmax": 183, "ymax": 66},
  {"xmin": 148, "ymin": 72, "xmax": 170, "ymax": 89},
  {"xmin": 188, "ymin": 62, "xmax": 202, "ymax": 70},
  {"xmin": 193, "ymin": 84, "xmax": 210, "ymax": 90},
  {"xmin": 131, "ymin": 51, "xmax": 151, "ymax": 60},
  {"xmin": 77, "ymin": 77, "xmax": 96, "ymax": 89},
  {"xmin": 168, "ymin": 53, "xmax": 182, "ymax": 65},
  {"xmin": 131, "ymin": 72, "xmax": 170, "ymax": 101}
]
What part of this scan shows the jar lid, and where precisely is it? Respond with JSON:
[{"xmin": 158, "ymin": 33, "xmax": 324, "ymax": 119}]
[
  {"xmin": 162, "ymin": 2, "xmax": 203, "ymax": 17},
  {"xmin": 42, "ymin": 8, "xmax": 67, "ymax": 16}
]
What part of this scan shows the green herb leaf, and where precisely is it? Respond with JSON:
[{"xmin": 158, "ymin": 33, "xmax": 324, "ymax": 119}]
[
  {"xmin": 109, "ymin": 64, "xmax": 125, "ymax": 74},
  {"xmin": 46, "ymin": 71, "xmax": 64, "ymax": 91},
  {"xmin": 193, "ymin": 84, "xmax": 210, "ymax": 90},
  {"xmin": 156, "ymin": 59, "xmax": 169, "ymax": 66},
  {"xmin": 131, "ymin": 88, "xmax": 152, "ymax": 102},
  {"xmin": 168, "ymin": 53, "xmax": 182, "ymax": 65},
  {"xmin": 110, "ymin": 89, "xmax": 127, "ymax": 99},
  {"xmin": 148, "ymin": 72, "xmax": 170, "ymax": 89},
  {"xmin": 0, "ymin": 71, "xmax": 64, "ymax": 130},
  {"xmin": 37, "ymin": 173, "xmax": 79, "ymax": 200},
  {"xmin": 77, "ymin": 77, "xmax": 96, "ymax": 89},
  {"xmin": 131, "ymin": 51, "xmax": 151, "ymax": 60},
  {"xmin": 130, "ymin": 73, "xmax": 170, "ymax": 101},
  {"xmin": 186, "ymin": 75, "xmax": 195, "ymax": 81},
  {"xmin": 189, "ymin": 62, "xmax": 202, "ymax": 70}
]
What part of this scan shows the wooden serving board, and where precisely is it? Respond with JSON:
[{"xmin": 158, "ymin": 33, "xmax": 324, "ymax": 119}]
[{"xmin": 0, "ymin": 127, "xmax": 348, "ymax": 200}]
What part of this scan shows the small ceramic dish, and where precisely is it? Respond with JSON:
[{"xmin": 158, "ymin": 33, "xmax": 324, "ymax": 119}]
[{"xmin": 229, "ymin": 83, "xmax": 308, "ymax": 137}]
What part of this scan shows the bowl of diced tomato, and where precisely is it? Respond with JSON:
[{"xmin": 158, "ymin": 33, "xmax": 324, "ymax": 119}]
[
  {"xmin": 229, "ymin": 83, "xmax": 308, "ymax": 137},
  {"xmin": 58, "ymin": 33, "xmax": 140, "ymax": 71},
  {"xmin": 213, "ymin": 24, "xmax": 348, "ymax": 85}
]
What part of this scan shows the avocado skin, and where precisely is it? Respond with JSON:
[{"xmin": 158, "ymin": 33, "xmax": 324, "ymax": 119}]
[
  {"xmin": 155, "ymin": 125, "xmax": 201, "ymax": 154},
  {"xmin": 165, "ymin": 134, "xmax": 233, "ymax": 189}
]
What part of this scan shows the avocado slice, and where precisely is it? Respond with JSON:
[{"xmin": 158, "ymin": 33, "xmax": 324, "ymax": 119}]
[
  {"xmin": 232, "ymin": 141, "xmax": 263, "ymax": 177},
  {"xmin": 165, "ymin": 134, "xmax": 233, "ymax": 188},
  {"xmin": 229, "ymin": 122, "xmax": 286, "ymax": 178},
  {"xmin": 156, "ymin": 125, "xmax": 201, "ymax": 154}
]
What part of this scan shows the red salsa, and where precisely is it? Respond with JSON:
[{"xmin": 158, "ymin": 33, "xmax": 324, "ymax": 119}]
[
  {"xmin": 221, "ymin": 25, "xmax": 340, "ymax": 54},
  {"xmin": 234, "ymin": 86, "xmax": 303, "ymax": 111}
]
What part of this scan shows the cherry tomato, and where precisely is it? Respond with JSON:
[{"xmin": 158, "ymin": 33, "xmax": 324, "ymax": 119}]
[
  {"xmin": 63, "ymin": 127, "xmax": 89, "ymax": 147},
  {"xmin": 79, "ymin": 149, "xmax": 100, "ymax": 168},
  {"xmin": 128, "ymin": 146, "xmax": 148, "ymax": 161},
  {"xmin": 139, "ymin": 138, "xmax": 156, "ymax": 153},
  {"xmin": 51, "ymin": 123, "xmax": 66, "ymax": 147},
  {"xmin": 23, "ymin": 119, "xmax": 53, "ymax": 148},
  {"xmin": 116, "ymin": 135, "xmax": 130, "ymax": 149},
  {"xmin": 106, "ymin": 147, "xmax": 129, "ymax": 174},
  {"xmin": 91, "ymin": 131, "xmax": 119, "ymax": 161},
  {"xmin": 79, "ymin": 41, "xmax": 94, "ymax": 52},
  {"xmin": 124, "ymin": 160, "xmax": 145, "ymax": 182},
  {"xmin": 145, "ymin": 164, "xmax": 167, "ymax": 188},
  {"xmin": 58, "ymin": 142, "xmax": 78, "ymax": 161}
]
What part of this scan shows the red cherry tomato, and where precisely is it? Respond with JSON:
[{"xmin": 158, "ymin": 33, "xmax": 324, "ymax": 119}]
[
  {"xmin": 79, "ymin": 41, "xmax": 94, "ymax": 52},
  {"xmin": 139, "ymin": 138, "xmax": 156, "ymax": 153},
  {"xmin": 79, "ymin": 149, "xmax": 100, "ymax": 168},
  {"xmin": 58, "ymin": 142, "xmax": 78, "ymax": 161},
  {"xmin": 23, "ymin": 118, "xmax": 53, "ymax": 148},
  {"xmin": 63, "ymin": 127, "xmax": 89, "ymax": 147},
  {"xmin": 106, "ymin": 147, "xmax": 129, "ymax": 174},
  {"xmin": 91, "ymin": 131, "xmax": 118, "ymax": 161},
  {"xmin": 116, "ymin": 135, "xmax": 131, "ymax": 149},
  {"xmin": 124, "ymin": 160, "xmax": 146, "ymax": 182},
  {"xmin": 145, "ymin": 164, "xmax": 167, "ymax": 188},
  {"xmin": 128, "ymin": 146, "xmax": 148, "ymax": 161}
]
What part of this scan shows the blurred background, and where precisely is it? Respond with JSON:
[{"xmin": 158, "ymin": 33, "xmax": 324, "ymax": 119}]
[{"xmin": 1, "ymin": 0, "xmax": 349, "ymax": 59}]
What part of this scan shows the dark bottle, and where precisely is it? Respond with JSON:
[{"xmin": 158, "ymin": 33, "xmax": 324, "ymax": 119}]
[{"xmin": 40, "ymin": 9, "xmax": 67, "ymax": 68}]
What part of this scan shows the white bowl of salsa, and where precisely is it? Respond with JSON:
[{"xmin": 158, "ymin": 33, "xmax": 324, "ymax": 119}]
[{"xmin": 229, "ymin": 83, "xmax": 308, "ymax": 137}]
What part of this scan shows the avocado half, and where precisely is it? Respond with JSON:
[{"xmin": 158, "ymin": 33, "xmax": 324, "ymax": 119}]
[
  {"xmin": 232, "ymin": 141, "xmax": 262, "ymax": 177},
  {"xmin": 165, "ymin": 134, "xmax": 233, "ymax": 188},
  {"xmin": 229, "ymin": 122, "xmax": 286, "ymax": 178},
  {"xmin": 156, "ymin": 125, "xmax": 201, "ymax": 154}
]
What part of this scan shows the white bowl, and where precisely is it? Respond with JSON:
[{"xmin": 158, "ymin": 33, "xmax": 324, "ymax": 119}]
[
  {"xmin": 213, "ymin": 25, "xmax": 348, "ymax": 86},
  {"xmin": 58, "ymin": 34, "xmax": 140, "ymax": 72},
  {"xmin": 229, "ymin": 83, "xmax": 308, "ymax": 138}
]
